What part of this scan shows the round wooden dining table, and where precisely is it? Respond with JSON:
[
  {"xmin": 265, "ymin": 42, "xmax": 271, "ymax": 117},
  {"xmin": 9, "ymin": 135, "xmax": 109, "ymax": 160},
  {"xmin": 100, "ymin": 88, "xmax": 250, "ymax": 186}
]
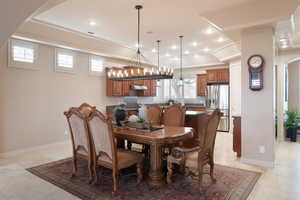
[{"xmin": 113, "ymin": 126, "xmax": 193, "ymax": 187}]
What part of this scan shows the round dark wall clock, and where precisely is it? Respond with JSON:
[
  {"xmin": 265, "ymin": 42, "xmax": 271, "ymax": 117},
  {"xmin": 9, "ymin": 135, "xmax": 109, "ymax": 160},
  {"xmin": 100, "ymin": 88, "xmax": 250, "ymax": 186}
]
[{"xmin": 248, "ymin": 55, "xmax": 264, "ymax": 91}]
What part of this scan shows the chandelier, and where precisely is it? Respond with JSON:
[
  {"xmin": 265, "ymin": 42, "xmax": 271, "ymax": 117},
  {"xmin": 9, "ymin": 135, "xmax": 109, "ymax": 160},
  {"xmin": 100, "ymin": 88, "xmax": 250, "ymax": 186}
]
[{"xmin": 107, "ymin": 5, "xmax": 174, "ymax": 81}]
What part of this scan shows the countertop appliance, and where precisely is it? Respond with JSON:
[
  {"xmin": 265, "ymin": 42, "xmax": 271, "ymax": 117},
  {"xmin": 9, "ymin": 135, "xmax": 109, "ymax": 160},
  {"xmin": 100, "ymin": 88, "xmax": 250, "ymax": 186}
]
[{"xmin": 206, "ymin": 84, "xmax": 230, "ymax": 132}]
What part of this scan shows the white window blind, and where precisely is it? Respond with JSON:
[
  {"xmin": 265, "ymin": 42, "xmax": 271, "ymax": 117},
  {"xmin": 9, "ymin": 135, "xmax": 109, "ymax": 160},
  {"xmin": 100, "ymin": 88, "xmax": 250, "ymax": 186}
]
[
  {"xmin": 55, "ymin": 49, "xmax": 75, "ymax": 73},
  {"xmin": 90, "ymin": 57, "xmax": 103, "ymax": 72},
  {"xmin": 8, "ymin": 39, "xmax": 38, "ymax": 70},
  {"xmin": 57, "ymin": 53, "xmax": 73, "ymax": 68},
  {"xmin": 12, "ymin": 45, "xmax": 34, "ymax": 63}
]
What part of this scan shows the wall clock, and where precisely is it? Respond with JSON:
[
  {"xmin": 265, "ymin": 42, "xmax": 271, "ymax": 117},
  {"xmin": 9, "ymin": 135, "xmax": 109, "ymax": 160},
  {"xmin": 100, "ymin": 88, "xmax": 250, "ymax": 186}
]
[{"xmin": 248, "ymin": 55, "xmax": 264, "ymax": 91}]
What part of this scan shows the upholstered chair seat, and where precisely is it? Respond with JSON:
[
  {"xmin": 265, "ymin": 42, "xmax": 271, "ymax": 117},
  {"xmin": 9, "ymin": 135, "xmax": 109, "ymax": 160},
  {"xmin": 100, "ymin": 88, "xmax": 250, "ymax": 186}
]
[{"xmin": 97, "ymin": 149, "xmax": 144, "ymax": 170}]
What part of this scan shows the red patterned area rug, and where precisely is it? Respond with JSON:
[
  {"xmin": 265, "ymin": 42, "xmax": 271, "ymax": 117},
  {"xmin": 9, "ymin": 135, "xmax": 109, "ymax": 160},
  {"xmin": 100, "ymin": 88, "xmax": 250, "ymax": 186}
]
[{"xmin": 27, "ymin": 158, "xmax": 260, "ymax": 200}]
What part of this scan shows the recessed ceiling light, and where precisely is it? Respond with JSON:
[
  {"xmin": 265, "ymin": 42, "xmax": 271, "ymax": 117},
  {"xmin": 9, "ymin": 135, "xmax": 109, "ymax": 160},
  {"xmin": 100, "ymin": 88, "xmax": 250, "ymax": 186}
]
[
  {"xmin": 203, "ymin": 48, "xmax": 210, "ymax": 52},
  {"xmin": 89, "ymin": 21, "xmax": 96, "ymax": 26},
  {"xmin": 165, "ymin": 53, "xmax": 171, "ymax": 57},
  {"xmin": 206, "ymin": 27, "xmax": 214, "ymax": 34},
  {"xmin": 184, "ymin": 50, "xmax": 190, "ymax": 55},
  {"xmin": 192, "ymin": 42, "xmax": 198, "ymax": 47},
  {"xmin": 152, "ymin": 48, "xmax": 156, "ymax": 53},
  {"xmin": 171, "ymin": 45, "xmax": 177, "ymax": 50},
  {"xmin": 217, "ymin": 37, "xmax": 224, "ymax": 42}
]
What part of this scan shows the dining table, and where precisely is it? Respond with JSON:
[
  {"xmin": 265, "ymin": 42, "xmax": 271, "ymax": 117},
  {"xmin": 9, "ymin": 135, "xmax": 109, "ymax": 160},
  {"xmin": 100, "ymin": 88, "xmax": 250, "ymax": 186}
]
[{"xmin": 113, "ymin": 126, "xmax": 193, "ymax": 187}]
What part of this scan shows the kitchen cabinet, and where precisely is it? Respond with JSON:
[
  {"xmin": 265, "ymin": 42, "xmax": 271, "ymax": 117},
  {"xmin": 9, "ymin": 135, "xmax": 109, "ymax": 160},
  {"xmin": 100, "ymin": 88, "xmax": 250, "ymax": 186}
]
[
  {"xmin": 197, "ymin": 74, "xmax": 207, "ymax": 96},
  {"xmin": 107, "ymin": 79, "xmax": 122, "ymax": 96},
  {"xmin": 207, "ymin": 68, "xmax": 229, "ymax": 84},
  {"xmin": 112, "ymin": 80, "xmax": 123, "ymax": 96},
  {"xmin": 151, "ymin": 80, "xmax": 157, "ymax": 96},
  {"xmin": 106, "ymin": 77, "xmax": 157, "ymax": 97},
  {"xmin": 143, "ymin": 80, "xmax": 152, "ymax": 96},
  {"xmin": 122, "ymin": 80, "xmax": 133, "ymax": 96}
]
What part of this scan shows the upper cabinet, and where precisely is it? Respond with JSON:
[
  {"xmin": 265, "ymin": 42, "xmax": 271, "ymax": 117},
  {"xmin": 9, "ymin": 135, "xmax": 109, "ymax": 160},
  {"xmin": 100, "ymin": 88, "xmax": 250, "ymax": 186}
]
[
  {"xmin": 106, "ymin": 68, "xmax": 157, "ymax": 97},
  {"xmin": 197, "ymin": 74, "xmax": 207, "ymax": 96},
  {"xmin": 206, "ymin": 68, "xmax": 229, "ymax": 84}
]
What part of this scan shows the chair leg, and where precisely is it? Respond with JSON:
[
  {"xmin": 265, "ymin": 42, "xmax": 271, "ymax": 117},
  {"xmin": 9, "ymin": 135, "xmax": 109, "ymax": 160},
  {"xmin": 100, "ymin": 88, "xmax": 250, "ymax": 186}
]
[
  {"xmin": 167, "ymin": 158, "xmax": 173, "ymax": 184},
  {"xmin": 88, "ymin": 159, "xmax": 93, "ymax": 184},
  {"xmin": 71, "ymin": 155, "xmax": 77, "ymax": 177},
  {"xmin": 112, "ymin": 170, "xmax": 119, "ymax": 195},
  {"xmin": 198, "ymin": 163, "xmax": 204, "ymax": 190},
  {"xmin": 209, "ymin": 154, "xmax": 216, "ymax": 183},
  {"xmin": 137, "ymin": 161, "xmax": 143, "ymax": 183},
  {"xmin": 179, "ymin": 155, "xmax": 186, "ymax": 174},
  {"xmin": 92, "ymin": 163, "xmax": 98, "ymax": 185}
]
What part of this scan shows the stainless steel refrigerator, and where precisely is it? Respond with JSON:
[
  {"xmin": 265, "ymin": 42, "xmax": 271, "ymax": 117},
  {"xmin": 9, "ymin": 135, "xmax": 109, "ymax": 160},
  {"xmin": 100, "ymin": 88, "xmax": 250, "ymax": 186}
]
[{"xmin": 206, "ymin": 84, "xmax": 230, "ymax": 132}]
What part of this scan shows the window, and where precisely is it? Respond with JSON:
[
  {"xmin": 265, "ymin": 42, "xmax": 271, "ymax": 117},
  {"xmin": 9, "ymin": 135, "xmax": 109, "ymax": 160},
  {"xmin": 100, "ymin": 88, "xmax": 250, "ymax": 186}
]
[
  {"xmin": 183, "ymin": 78, "xmax": 197, "ymax": 98},
  {"xmin": 8, "ymin": 39, "xmax": 38, "ymax": 70},
  {"xmin": 55, "ymin": 49, "xmax": 75, "ymax": 72},
  {"xmin": 12, "ymin": 46, "xmax": 34, "ymax": 63},
  {"xmin": 89, "ymin": 56, "xmax": 104, "ymax": 75}
]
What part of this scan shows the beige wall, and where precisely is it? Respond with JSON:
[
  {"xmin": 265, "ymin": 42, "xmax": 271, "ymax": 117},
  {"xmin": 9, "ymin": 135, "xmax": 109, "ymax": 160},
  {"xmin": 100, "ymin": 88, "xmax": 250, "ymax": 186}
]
[
  {"xmin": 288, "ymin": 60, "xmax": 300, "ymax": 112},
  {"xmin": 241, "ymin": 26, "xmax": 275, "ymax": 167},
  {"xmin": 0, "ymin": 0, "xmax": 51, "ymax": 47},
  {"xmin": 0, "ymin": 42, "xmax": 123, "ymax": 153}
]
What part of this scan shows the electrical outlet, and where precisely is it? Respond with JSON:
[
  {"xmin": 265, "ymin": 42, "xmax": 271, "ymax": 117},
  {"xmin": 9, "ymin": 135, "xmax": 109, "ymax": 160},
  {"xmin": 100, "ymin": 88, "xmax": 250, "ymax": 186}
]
[{"xmin": 259, "ymin": 145, "xmax": 265, "ymax": 154}]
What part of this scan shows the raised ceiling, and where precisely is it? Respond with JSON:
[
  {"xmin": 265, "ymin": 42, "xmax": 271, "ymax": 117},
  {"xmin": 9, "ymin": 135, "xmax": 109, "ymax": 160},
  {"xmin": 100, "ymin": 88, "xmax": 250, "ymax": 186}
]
[{"xmin": 33, "ymin": 0, "xmax": 298, "ymax": 67}]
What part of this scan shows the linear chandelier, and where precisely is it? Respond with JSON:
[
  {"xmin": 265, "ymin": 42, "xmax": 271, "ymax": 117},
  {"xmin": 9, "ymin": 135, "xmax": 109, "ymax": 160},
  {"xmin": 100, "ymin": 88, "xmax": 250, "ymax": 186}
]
[{"xmin": 107, "ymin": 5, "xmax": 174, "ymax": 81}]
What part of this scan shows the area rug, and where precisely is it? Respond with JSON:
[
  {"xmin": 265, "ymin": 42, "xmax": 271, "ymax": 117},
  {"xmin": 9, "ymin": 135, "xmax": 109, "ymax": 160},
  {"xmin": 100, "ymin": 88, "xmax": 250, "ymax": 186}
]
[{"xmin": 27, "ymin": 158, "xmax": 261, "ymax": 200}]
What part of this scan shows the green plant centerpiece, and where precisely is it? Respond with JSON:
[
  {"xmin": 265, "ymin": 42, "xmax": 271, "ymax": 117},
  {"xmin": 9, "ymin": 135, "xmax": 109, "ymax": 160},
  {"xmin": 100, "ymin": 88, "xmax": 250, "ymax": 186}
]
[
  {"xmin": 113, "ymin": 105, "xmax": 126, "ymax": 126},
  {"xmin": 285, "ymin": 109, "xmax": 298, "ymax": 142}
]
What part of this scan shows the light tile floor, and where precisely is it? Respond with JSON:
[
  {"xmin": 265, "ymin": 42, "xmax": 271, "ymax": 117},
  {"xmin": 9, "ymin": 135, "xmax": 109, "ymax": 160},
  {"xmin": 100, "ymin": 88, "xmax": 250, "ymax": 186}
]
[{"xmin": 0, "ymin": 133, "xmax": 299, "ymax": 200}]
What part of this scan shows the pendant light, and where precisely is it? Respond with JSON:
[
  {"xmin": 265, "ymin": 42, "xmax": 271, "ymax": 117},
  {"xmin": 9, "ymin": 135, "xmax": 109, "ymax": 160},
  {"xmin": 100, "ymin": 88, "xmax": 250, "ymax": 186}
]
[
  {"xmin": 107, "ymin": 5, "xmax": 174, "ymax": 81},
  {"xmin": 178, "ymin": 35, "xmax": 184, "ymax": 86}
]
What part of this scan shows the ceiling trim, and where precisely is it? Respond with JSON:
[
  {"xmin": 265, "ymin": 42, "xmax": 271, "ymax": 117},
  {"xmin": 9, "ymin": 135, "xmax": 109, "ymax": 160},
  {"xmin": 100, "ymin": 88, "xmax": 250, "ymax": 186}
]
[
  {"xmin": 30, "ymin": 19, "xmax": 136, "ymax": 51},
  {"xmin": 11, "ymin": 34, "xmax": 155, "ymax": 67}
]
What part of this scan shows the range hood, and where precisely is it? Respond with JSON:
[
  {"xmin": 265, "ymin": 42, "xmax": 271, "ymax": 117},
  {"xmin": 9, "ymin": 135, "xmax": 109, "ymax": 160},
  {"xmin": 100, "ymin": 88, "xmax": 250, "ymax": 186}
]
[{"xmin": 131, "ymin": 85, "xmax": 148, "ymax": 90}]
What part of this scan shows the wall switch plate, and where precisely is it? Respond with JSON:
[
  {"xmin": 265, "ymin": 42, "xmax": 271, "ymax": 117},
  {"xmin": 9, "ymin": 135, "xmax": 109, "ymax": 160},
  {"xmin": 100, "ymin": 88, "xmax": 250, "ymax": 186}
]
[{"xmin": 259, "ymin": 145, "xmax": 266, "ymax": 154}]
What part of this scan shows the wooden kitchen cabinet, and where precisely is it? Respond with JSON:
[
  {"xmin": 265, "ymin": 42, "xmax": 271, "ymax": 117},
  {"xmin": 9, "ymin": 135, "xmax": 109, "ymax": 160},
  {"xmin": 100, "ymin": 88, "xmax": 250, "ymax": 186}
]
[
  {"xmin": 151, "ymin": 80, "xmax": 157, "ymax": 96},
  {"xmin": 122, "ymin": 80, "xmax": 133, "ymax": 96},
  {"xmin": 197, "ymin": 74, "xmax": 207, "ymax": 96},
  {"xmin": 143, "ymin": 80, "xmax": 152, "ymax": 96},
  {"xmin": 206, "ymin": 68, "xmax": 229, "ymax": 84},
  {"xmin": 112, "ymin": 80, "xmax": 123, "ymax": 96}
]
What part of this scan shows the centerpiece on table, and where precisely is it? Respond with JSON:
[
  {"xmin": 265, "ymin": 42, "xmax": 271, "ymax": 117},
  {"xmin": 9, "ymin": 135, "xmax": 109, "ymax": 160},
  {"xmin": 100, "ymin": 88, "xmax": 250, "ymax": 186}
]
[
  {"xmin": 127, "ymin": 115, "xmax": 149, "ymax": 129},
  {"xmin": 113, "ymin": 105, "xmax": 126, "ymax": 126}
]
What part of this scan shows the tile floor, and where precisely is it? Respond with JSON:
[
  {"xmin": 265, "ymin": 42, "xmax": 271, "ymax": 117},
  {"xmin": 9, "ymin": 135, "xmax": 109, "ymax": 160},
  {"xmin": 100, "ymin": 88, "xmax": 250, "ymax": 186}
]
[{"xmin": 0, "ymin": 133, "xmax": 299, "ymax": 200}]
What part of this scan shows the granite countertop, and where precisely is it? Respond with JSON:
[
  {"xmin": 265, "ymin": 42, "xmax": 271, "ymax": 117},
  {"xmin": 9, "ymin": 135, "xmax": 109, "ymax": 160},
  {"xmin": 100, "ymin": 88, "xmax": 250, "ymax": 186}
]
[{"xmin": 106, "ymin": 103, "xmax": 206, "ymax": 111}]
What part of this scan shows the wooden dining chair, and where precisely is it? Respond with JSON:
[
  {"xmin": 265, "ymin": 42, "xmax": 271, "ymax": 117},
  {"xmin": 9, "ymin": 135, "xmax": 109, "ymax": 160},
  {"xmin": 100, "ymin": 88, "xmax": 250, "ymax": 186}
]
[
  {"xmin": 167, "ymin": 109, "xmax": 221, "ymax": 190},
  {"xmin": 162, "ymin": 104, "xmax": 186, "ymax": 127},
  {"xmin": 78, "ymin": 103, "xmax": 95, "ymax": 118},
  {"xmin": 64, "ymin": 107, "xmax": 94, "ymax": 183},
  {"xmin": 147, "ymin": 104, "xmax": 162, "ymax": 125},
  {"xmin": 87, "ymin": 108, "xmax": 144, "ymax": 195}
]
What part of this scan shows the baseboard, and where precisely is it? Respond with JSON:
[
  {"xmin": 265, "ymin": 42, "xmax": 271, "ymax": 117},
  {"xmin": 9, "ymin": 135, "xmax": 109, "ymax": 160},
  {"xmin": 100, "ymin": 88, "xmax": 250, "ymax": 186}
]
[
  {"xmin": 241, "ymin": 157, "xmax": 274, "ymax": 168},
  {"xmin": 0, "ymin": 140, "xmax": 71, "ymax": 158}
]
